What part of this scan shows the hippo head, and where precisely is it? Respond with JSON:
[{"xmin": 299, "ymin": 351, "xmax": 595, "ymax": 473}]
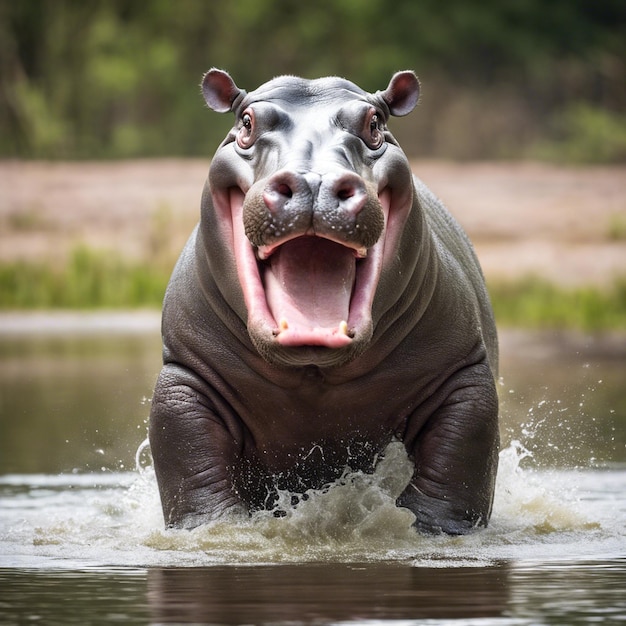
[{"xmin": 201, "ymin": 69, "xmax": 420, "ymax": 368}]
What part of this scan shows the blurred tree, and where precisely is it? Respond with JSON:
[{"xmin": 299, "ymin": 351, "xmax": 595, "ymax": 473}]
[{"xmin": 0, "ymin": 0, "xmax": 623, "ymax": 160}]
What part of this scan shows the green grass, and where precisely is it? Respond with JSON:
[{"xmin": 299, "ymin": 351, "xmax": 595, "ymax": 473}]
[
  {"xmin": 488, "ymin": 276, "xmax": 626, "ymax": 331},
  {"xmin": 1, "ymin": 248, "xmax": 625, "ymax": 331},
  {"xmin": 0, "ymin": 247, "xmax": 169, "ymax": 309},
  {"xmin": 607, "ymin": 214, "xmax": 626, "ymax": 242}
]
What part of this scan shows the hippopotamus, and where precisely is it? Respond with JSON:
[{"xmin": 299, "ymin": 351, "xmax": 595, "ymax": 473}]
[{"xmin": 149, "ymin": 69, "xmax": 499, "ymax": 535}]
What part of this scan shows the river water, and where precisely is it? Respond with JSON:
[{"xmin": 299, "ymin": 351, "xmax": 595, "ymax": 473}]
[{"xmin": 0, "ymin": 313, "xmax": 624, "ymax": 625}]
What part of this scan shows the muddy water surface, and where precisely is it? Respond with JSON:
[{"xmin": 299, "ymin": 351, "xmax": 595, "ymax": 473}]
[{"xmin": 0, "ymin": 314, "xmax": 624, "ymax": 624}]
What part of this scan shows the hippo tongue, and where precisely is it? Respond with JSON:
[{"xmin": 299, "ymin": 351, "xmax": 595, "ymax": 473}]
[{"xmin": 263, "ymin": 237, "xmax": 355, "ymax": 339}]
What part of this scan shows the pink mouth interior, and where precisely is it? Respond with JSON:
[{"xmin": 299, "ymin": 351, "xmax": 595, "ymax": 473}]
[{"xmin": 263, "ymin": 237, "xmax": 356, "ymax": 341}]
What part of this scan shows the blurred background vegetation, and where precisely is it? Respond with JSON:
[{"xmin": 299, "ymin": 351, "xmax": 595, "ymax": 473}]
[
  {"xmin": 1, "ymin": 0, "xmax": 624, "ymax": 162},
  {"xmin": 1, "ymin": 0, "xmax": 625, "ymax": 326}
]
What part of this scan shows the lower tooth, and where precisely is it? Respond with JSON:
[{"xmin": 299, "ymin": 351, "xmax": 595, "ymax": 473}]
[
  {"xmin": 279, "ymin": 318, "xmax": 289, "ymax": 331},
  {"xmin": 339, "ymin": 320, "xmax": 348, "ymax": 335}
]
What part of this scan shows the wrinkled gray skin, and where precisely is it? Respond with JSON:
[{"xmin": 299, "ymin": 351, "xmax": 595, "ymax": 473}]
[{"xmin": 149, "ymin": 69, "xmax": 499, "ymax": 535}]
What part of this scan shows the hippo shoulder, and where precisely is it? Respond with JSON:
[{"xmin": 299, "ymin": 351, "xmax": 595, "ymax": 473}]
[
  {"xmin": 413, "ymin": 175, "xmax": 498, "ymax": 373},
  {"xmin": 413, "ymin": 175, "xmax": 481, "ymax": 278}
]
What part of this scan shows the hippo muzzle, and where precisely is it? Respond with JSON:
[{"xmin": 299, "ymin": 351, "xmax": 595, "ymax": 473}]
[
  {"xmin": 240, "ymin": 167, "xmax": 385, "ymax": 351},
  {"xmin": 202, "ymin": 69, "xmax": 419, "ymax": 366}
]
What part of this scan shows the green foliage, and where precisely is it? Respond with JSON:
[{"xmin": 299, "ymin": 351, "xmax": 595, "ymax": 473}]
[
  {"xmin": 0, "ymin": 0, "xmax": 624, "ymax": 161},
  {"xmin": 530, "ymin": 104, "xmax": 626, "ymax": 163},
  {"xmin": 1, "ymin": 245, "xmax": 626, "ymax": 333},
  {"xmin": 488, "ymin": 277, "xmax": 626, "ymax": 331},
  {"xmin": 0, "ymin": 247, "xmax": 168, "ymax": 309},
  {"xmin": 607, "ymin": 214, "xmax": 626, "ymax": 242}
]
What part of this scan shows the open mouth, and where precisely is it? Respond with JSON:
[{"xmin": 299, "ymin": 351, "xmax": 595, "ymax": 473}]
[
  {"xmin": 229, "ymin": 187, "xmax": 390, "ymax": 350},
  {"xmin": 261, "ymin": 236, "xmax": 360, "ymax": 347}
]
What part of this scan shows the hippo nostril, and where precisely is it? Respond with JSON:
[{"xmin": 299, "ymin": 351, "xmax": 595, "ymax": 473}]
[
  {"xmin": 329, "ymin": 174, "xmax": 368, "ymax": 215},
  {"xmin": 336, "ymin": 185, "xmax": 355, "ymax": 201},
  {"xmin": 276, "ymin": 183, "xmax": 293, "ymax": 199},
  {"xmin": 263, "ymin": 176, "xmax": 298, "ymax": 212}
]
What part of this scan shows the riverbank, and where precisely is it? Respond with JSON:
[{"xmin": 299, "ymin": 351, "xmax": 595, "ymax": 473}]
[
  {"xmin": 2, "ymin": 159, "xmax": 625, "ymax": 281},
  {"xmin": 1, "ymin": 160, "xmax": 625, "ymax": 328}
]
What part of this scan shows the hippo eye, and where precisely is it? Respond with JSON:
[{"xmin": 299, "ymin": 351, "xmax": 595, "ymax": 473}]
[
  {"xmin": 237, "ymin": 109, "xmax": 255, "ymax": 148},
  {"xmin": 365, "ymin": 111, "xmax": 384, "ymax": 149}
]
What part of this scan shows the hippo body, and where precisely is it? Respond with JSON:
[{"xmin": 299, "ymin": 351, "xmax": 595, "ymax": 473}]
[{"xmin": 149, "ymin": 70, "xmax": 499, "ymax": 535}]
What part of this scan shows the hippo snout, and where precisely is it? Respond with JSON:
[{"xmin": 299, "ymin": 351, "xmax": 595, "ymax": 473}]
[
  {"xmin": 263, "ymin": 170, "xmax": 368, "ymax": 217},
  {"xmin": 245, "ymin": 169, "xmax": 384, "ymax": 258}
]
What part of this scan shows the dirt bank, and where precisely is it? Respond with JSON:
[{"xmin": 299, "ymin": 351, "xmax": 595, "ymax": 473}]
[{"xmin": 1, "ymin": 159, "xmax": 624, "ymax": 286}]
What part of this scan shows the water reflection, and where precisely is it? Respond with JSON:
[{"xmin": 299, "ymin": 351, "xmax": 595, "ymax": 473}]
[
  {"xmin": 0, "ymin": 568, "xmax": 149, "ymax": 625},
  {"xmin": 508, "ymin": 557, "xmax": 626, "ymax": 624},
  {"xmin": 0, "ymin": 317, "xmax": 623, "ymax": 474},
  {"xmin": 0, "ymin": 319, "xmax": 161, "ymax": 474},
  {"xmin": 1, "ymin": 559, "xmax": 625, "ymax": 624},
  {"xmin": 147, "ymin": 563, "xmax": 511, "ymax": 623}
]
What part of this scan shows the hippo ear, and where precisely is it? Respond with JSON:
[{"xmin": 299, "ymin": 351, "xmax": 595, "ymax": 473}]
[
  {"xmin": 381, "ymin": 71, "xmax": 420, "ymax": 117},
  {"xmin": 201, "ymin": 68, "xmax": 245, "ymax": 113}
]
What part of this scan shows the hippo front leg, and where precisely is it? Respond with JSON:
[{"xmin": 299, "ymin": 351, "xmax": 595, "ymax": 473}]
[
  {"xmin": 398, "ymin": 362, "xmax": 499, "ymax": 535},
  {"xmin": 149, "ymin": 365, "xmax": 246, "ymax": 529}
]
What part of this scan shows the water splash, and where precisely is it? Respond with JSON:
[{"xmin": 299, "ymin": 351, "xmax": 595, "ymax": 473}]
[
  {"xmin": 143, "ymin": 440, "xmax": 421, "ymax": 563},
  {"xmin": 499, "ymin": 363, "xmax": 619, "ymax": 471},
  {"xmin": 136, "ymin": 438, "xmax": 606, "ymax": 565},
  {"xmin": 492, "ymin": 440, "xmax": 600, "ymax": 536},
  {"xmin": 2, "ymin": 435, "xmax": 619, "ymax": 569},
  {"xmin": 134, "ymin": 436, "xmax": 152, "ymax": 473}
]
